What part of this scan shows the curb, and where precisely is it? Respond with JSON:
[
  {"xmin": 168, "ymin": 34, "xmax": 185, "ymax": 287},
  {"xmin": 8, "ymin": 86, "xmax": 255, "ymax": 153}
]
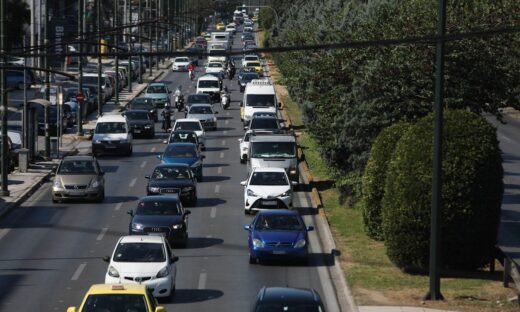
[{"xmin": 0, "ymin": 171, "xmax": 52, "ymax": 219}]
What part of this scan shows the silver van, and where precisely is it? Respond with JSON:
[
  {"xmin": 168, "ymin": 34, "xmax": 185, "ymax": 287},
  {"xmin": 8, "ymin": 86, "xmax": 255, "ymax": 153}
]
[{"xmin": 248, "ymin": 133, "xmax": 298, "ymax": 181}]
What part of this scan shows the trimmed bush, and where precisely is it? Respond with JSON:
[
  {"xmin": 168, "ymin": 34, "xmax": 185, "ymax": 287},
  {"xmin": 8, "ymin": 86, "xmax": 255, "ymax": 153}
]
[
  {"xmin": 362, "ymin": 122, "xmax": 411, "ymax": 240},
  {"xmin": 382, "ymin": 109, "xmax": 503, "ymax": 271}
]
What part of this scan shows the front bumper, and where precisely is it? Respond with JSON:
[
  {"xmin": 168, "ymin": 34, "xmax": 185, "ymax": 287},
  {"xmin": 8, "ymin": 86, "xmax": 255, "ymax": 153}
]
[
  {"xmin": 250, "ymin": 245, "xmax": 308, "ymax": 260},
  {"xmin": 105, "ymin": 274, "xmax": 174, "ymax": 298},
  {"xmin": 52, "ymin": 186, "xmax": 103, "ymax": 200},
  {"xmin": 131, "ymin": 125, "xmax": 154, "ymax": 137},
  {"xmin": 244, "ymin": 196, "xmax": 292, "ymax": 212},
  {"xmin": 130, "ymin": 226, "xmax": 188, "ymax": 246},
  {"xmin": 92, "ymin": 141, "xmax": 132, "ymax": 155}
]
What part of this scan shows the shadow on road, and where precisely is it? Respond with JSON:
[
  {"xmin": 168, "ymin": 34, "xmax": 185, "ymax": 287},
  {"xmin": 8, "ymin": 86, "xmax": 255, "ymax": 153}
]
[{"xmin": 169, "ymin": 289, "xmax": 224, "ymax": 304}]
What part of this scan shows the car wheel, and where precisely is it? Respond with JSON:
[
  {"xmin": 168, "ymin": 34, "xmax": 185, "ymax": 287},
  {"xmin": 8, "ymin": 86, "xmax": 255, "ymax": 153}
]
[
  {"xmin": 197, "ymin": 175, "xmax": 203, "ymax": 182},
  {"xmin": 249, "ymin": 254, "xmax": 257, "ymax": 264},
  {"xmin": 244, "ymin": 209, "xmax": 251, "ymax": 215},
  {"xmin": 52, "ymin": 196, "xmax": 60, "ymax": 203},
  {"xmin": 95, "ymin": 190, "xmax": 105, "ymax": 203},
  {"xmin": 189, "ymin": 197, "xmax": 197, "ymax": 207},
  {"xmin": 149, "ymin": 131, "xmax": 155, "ymax": 139},
  {"xmin": 126, "ymin": 146, "xmax": 133, "ymax": 156},
  {"xmin": 240, "ymin": 158, "xmax": 246, "ymax": 164}
]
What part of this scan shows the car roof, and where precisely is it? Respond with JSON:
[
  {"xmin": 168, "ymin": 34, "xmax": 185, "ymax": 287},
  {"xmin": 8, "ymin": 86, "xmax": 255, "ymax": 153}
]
[
  {"xmin": 253, "ymin": 167, "xmax": 287, "ymax": 173},
  {"xmin": 176, "ymin": 118, "xmax": 202, "ymax": 123},
  {"xmin": 250, "ymin": 134, "xmax": 295, "ymax": 143},
  {"xmin": 119, "ymin": 235, "xmax": 166, "ymax": 244},
  {"xmin": 149, "ymin": 82, "xmax": 167, "ymax": 86},
  {"xmin": 258, "ymin": 287, "xmax": 322, "ymax": 305},
  {"xmin": 189, "ymin": 103, "xmax": 213, "ymax": 108},
  {"xmin": 96, "ymin": 114, "xmax": 127, "ymax": 122},
  {"xmin": 198, "ymin": 74, "xmax": 219, "ymax": 81},
  {"xmin": 86, "ymin": 283, "xmax": 149, "ymax": 295},
  {"xmin": 125, "ymin": 109, "xmax": 149, "ymax": 113}
]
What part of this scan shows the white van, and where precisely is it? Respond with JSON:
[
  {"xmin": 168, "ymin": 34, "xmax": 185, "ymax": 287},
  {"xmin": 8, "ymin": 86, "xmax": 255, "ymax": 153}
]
[
  {"xmin": 240, "ymin": 79, "xmax": 278, "ymax": 125},
  {"xmin": 211, "ymin": 32, "xmax": 231, "ymax": 44},
  {"xmin": 207, "ymin": 42, "xmax": 228, "ymax": 53},
  {"xmin": 248, "ymin": 133, "xmax": 298, "ymax": 181},
  {"xmin": 196, "ymin": 74, "xmax": 221, "ymax": 102},
  {"xmin": 92, "ymin": 114, "xmax": 133, "ymax": 156}
]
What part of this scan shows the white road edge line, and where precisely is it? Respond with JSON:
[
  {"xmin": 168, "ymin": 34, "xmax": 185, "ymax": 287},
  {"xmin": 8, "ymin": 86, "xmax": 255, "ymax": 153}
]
[
  {"xmin": 210, "ymin": 207, "xmax": 217, "ymax": 218},
  {"xmin": 223, "ymin": 130, "xmax": 228, "ymax": 134},
  {"xmin": 0, "ymin": 228, "xmax": 10, "ymax": 241},
  {"xmin": 129, "ymin": 178, "xmax": 137, "ymax": 188},
  {"xmin": 225, "ymin": 120, "xmax": 229, "ymax": 125},
  {"xmin": 217, "ymin": 167, "xmax": 223, "ymax": 175},
  {"xmin": 215, "ymin": 185, "xmax": 221, "ymax": 194},
  {"xmin": 151, "ymin": 147, "xmax": 156, "ymax": 152},
  {"xmin": 140, "ymin": 160, "xmax": 147, "ymax": 168},
  {"xmin": 71, "ymin": 263, "xmax": 87, "ymax": 281},
  {"xmin": 96, "ymin": 228, "xmax": 108, "ymax": 241},
  {"xmin": 198, "ymin": 272, "xmax": 207, "ymax": 289},
  {"xmin": 221, "ymin": 140, "xmax": 226, "ymax": 146},
  {"xmin": 115, "ymin": 203, "xmax": 123, "ymax": 211},
  {"xmin": 219, "ymin": 152, "xmax": 224, "ymax": 159}
]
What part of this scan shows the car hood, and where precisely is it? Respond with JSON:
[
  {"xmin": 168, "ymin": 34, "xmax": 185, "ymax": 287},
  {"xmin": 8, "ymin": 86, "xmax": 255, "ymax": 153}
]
[
  {"xmin": 174, "ymin": 62, "xmax": 190, "ymax": 66},
  {"xmin": 254, "ymin": 230, "xmax": 303, "ymax": 243},
  {"xmin": 162, "ymin": 156, "xmax": 198, "ymax": 166},
  {"xmin": 145, "ymin": 94, "xmax": 168, "ymax": 99},
  {"xmin": 247, "ymin": 185, "xmax": 290, "ymax": 197},
  {"xmin": 57, "ymin": 174, "xmax": 96, "ymax": 185},
  {"xmin": 133, "ymin": 214, "xmax": 184, "ymax": 227},
  {"xmin": 110, "ymin": 261, "xmax": 167, "ymax": 276},
  {"xmin": 148, "ymin": 179, "xmax": 194, "ymax": 188},
  {"xmin": 187, "ymin": 114, "xmax": 215, "ymax": 121},
  {"xmin": 93, "ymin": 133, "xmax": 128, "ymax": 141}
]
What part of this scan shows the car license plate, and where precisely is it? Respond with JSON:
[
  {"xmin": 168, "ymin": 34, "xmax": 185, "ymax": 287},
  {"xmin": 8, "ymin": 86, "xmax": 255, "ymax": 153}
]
[
  {"xmin": 272, "ymin": 251, "xmax": 286, "ymax": 255},
  {"xmin": 262, "ymin": 200, "xmax": 277, "ymax": 206},
  {"xmin": 134, "ymin": 129, "xmax": 141, "ymax": 133},
  {"xmin": 148, "ymin": 232, "xmax": 166, "ymax": 237}
]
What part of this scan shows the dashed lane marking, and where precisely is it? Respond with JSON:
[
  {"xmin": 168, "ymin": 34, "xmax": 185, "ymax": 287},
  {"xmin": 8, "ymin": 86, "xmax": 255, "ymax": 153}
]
[
  {"xmin": 115, "ymin": 203, "xmax": 123, "ymax": 211},
  {"xmin": 129, "ymin": 178, "xmax": 137, "ymax": 188},
  {"xmin": 215, "ymin": 185, "xmax": 221, "ymax": 194},
  {"xmin": 198, "ymin": 272, "xmax": 207, "ymax": 289},
  {"xmin": 71, "ymin": 263, "xmax": 87, "ymax": 281},
  {"xmin": 96, "ymin": 228, "xmax": 108, "ymax": 241},
  {"xmin": 140, "ymin": 160, "xmax": 147, "ymax": 168},
  {"xmin": 210, "ymin": 207, "xmax": 217, "ymax": 218}
]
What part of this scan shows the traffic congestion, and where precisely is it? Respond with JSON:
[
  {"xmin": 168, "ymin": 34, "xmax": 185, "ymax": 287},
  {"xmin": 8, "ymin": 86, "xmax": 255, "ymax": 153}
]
[{"xmin": 0, "ymin": 8, "xmax": 335, "ymax": 312}]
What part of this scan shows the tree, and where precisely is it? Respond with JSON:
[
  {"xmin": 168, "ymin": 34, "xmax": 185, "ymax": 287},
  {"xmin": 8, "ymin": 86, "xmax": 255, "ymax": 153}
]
[{"xmin": 382, "ymin": 109, "xmax": 503, "ymax": 271}]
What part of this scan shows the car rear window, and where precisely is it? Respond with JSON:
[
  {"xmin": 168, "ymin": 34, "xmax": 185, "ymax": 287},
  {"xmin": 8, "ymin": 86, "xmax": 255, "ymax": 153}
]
[
  {"xmin": 83, "ymin": 294, "xmax": 147, "ymax": 312},
  {"xmin": 136, "ymin": 200, "xmax": 182, "ymax": 215},
  {"xmin": 113, "ymin": 242, "xmax": 166, "ymax": 262}
]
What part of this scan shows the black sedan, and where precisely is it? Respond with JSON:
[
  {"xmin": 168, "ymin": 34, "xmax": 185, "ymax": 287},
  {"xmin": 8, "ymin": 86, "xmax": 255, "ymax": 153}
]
[
  {"xmin": 128, "ymin": 195, "xmax": 191, "ymax": 247},
  {"xmin": 238, "ymin": 71, "xmax": 260, "ymax": 92},
  {"xmin": 127, "ymin": 97, "xmax": 158, "ymax": 121},
  {"xmin": 124, "ymin": 109, "xmax": 155, "ymax": 138},
  {"xmin": 145, "ymin": 163, "xmax": 198, "ymax": 206}
]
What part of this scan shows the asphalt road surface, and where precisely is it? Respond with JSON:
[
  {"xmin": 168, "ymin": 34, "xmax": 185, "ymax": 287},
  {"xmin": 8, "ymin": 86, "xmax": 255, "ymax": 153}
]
[{"xmin": 0, "ymin": 33, "xmax": 344, "ymax": 311}]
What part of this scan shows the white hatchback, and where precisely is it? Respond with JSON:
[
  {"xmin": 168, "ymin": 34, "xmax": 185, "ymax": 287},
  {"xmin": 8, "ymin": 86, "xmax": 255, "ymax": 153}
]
[
  {"xmin": 172, "ymin": 56, "xmax": 191, "ymax": 71},
  {"xmin": 104, "ymin": 235, "xmax": 178, "ymax": 299},
  {"xmin": 241, "ymin": 167, "xmax": 297, "ymax": 215}
]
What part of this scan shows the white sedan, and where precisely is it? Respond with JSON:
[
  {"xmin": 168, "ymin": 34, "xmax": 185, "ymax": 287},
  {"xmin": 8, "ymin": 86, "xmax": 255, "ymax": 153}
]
[
  {"xmin": 205, "ymin": 62, "xmax": 225, "ymax": 79},
  {"xmin": 172, "ymin": 56, "xmax": 191, "ymax": 71},
  {"xmin": 104, "ymin": 235, "xmax": 178, "ymax": 299},
  {"xmin": 240, "ymin": 167, "xmax": 297, "ymax": 215}
]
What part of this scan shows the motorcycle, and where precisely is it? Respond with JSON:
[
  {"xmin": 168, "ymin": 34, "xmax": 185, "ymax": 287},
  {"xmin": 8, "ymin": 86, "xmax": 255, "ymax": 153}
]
[
  {"xmin": 221, "ymin": 91, "xmax": 230, "ymax": 109},
  {"xmin": 175, "ymin": 94, "xmax": 185, "ymax": 111},
  {"xmin": 189, "ymin": 69, "xmax": 194, "ymax": 80}
]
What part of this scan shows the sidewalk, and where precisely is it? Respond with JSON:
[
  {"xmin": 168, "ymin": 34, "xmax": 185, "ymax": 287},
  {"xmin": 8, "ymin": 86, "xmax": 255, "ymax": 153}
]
[
  {"xmin": 0, "ymin": 60, "xmax": 170, "ymax": 219},
  {"xmin": 359, "ymin": 307, "xmax": 455, "ymax": 312}
]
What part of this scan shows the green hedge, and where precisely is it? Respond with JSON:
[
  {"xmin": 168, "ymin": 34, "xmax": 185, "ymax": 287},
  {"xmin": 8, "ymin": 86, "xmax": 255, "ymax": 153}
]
[
  {"xmin": 382, "ymin": 109, "xmax": 503, "ymax": 271},
  {"xmin": 362, "ymin": 122, "xmax": 411, "ymax": 240}
]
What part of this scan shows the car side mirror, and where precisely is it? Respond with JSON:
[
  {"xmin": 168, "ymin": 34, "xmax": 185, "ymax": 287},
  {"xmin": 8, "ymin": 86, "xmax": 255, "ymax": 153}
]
[
  {"xmin": 157, "ymin": 155, "xmax": 162, "ymax": 160},
  {"xmin": 291, "ymin": 181, "xmax": 298, "ymax": 186},
  {"xmin": 244, "ymin": 225, "xmax": 251, "ymax": 231},
  {"xmin": 127, "ymin": 210, "xmax": 134, "ymax": 216},
  {"xmin": 238, "ymin": 138, "xmax": 242, "ymax": 142},
  {"xmin": 102, "ymin": 255, "xmax": 110, "ymax": 263},
  {"xmin": 144, "ymin": 175, "xmax": 150, "ymax": 179},
  {"xmin": 170, "ymin": 256, "xmax": 179, "ymax": 263},
  {"xmin": 215, "ymin": 111, "xmax": 219, "ymax": 114},
  {"xmin": 243, "ymin": 126, "xmax": 249, "ymax": 130},
  {"xmin": 155, "ymin": 306, "xmax": 167, "ymax": 312},
  {"xmin": 307, "ymin": 226, "xmax": 314, "ymax": 232},
  {"xmin": 100, "ymin": 171, "xmax": 105, "ymax": 176},
  {"xmin": 162, "ymin": 140, "xmax": 168, "ymax": 144},
  {"xmin": 240, "ymin": 101, "xmax": 244, "ymax": 107},
  {"xmin": 201, "ymin": 155, "xmax": 206, "ymax": 159},
  {"xmin": 66, "ymin": 307, "xmax": 77, "ymax": 312},
  {"xmin": 185, "ymin": 210, "xmax": 191, "ymax": 215},
  {"xmin": 240, "ymin": 180, "xmax": 247, "ymax": 186}
]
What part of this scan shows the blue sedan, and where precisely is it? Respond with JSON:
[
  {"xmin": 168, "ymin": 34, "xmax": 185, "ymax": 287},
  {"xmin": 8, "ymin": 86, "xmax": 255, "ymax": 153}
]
[
  {"xmin": 244, "ymin": 209, "xmax": 314, "ymax": 264},
  {"xmin": 157, "ymin": 143, "xmax": 205, "ymax": 181}
]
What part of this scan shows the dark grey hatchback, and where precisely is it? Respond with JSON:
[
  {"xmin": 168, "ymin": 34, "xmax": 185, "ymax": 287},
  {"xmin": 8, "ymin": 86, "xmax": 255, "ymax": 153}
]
[
  {"xmin": 252, "ymin": 287, "xmax": 325, "ymax": 312},
  {"xmin": 128, "ymin": 195, "xmax": 191, "ymax": 248}
]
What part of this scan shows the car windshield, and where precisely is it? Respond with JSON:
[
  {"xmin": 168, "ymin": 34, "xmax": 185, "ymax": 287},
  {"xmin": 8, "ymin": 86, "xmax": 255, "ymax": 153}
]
[
  {"xmin": 256, "ymin": 304, "xmax": 322, "ymax": 312},
  {"xmin": 146, "ymin": 85, "xmax": 167, "ymax": 93},
  {"xmin": 254, "ymin": 215, "xmax": 304, "ymax": 231},
  {"xmin": 246, "ymin": 94, "xmax": 275, "ymax": 107},
  {"xmin": 175, "ymin": 58, "xmax": 189, "ymax": 63},
  {"xmin": 169, "ymin": 132, "xmax": 198, "ymax": 144},
  {"xmin": 251, "ymin": 142, "xmax": 296, "ymax": 158},
  {"xmin": 189, "ymin": 106, "xmax": 213, "ymax": 114},
  {"xmin": 208, "ymin": 63, "xmax": 223, "ymax": 68},
  {"xmin": 198, "ymin": 80, "xmax": 219, "ymax": 88},
  {"xmin": 83, "ymin": 294, "xmax": 147, "ymax": 312},
  {"xmin": 187, "ymin": 94, "xmax": 211, "ymax": 104},
  {"xmin": 136, "ymin": 200, "xmax": 182, "ymax": 215},
  {"xmin": 95, "ymin": 122, "xmax": 127, "ymax": 134},
  {"xmin": 113, "ymin": 242, "xmax": 166, "ymax": 262},
  {"xmin": 174, "ymin": 121, "xmax": 202, "ymax": 131},
  {"xmin": 250, "ymin": 171, "xmax": 288, "ymax": 186},
  {"xmin": 151, "ymin": 166, "xmax": 191, "ymax": 180},
  {"xmin": 164, "ymin": 145, "xmax": 198, "ymax": 158},
  {"xmin": 250, "ymin": 118, "xmax": 279, "ymax": 130},
  {"xmin": 58, "ymin": 160, "xmax": 97, "ymax": 174},
  {"xmin": 125, "ymin": 111, "xmax": 149, "ymax": 120}
]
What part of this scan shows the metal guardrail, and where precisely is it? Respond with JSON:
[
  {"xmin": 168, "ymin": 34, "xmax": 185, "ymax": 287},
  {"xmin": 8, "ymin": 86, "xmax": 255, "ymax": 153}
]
[{"xmin": 496, "ymin": 246, "xmax": 520, "ymax": 304}]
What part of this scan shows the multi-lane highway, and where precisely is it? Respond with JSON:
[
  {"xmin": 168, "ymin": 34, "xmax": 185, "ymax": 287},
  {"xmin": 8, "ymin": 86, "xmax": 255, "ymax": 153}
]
[{"xmin": 0, "ymin": 32, "xmax": 344, "ymax": 311}]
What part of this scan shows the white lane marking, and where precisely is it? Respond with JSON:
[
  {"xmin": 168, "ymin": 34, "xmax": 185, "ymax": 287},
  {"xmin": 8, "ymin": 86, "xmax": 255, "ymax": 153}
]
[
  {"xmin": 219, "ymin": 152, "xmax": 224, "ymax": 159},
  {"xmin": 198, "ymin": 272, "xmax": 207, "ymax": 289},
  {"xmin": 129, "ymin": 178, "xmax": 137, "ymax": 188},
  {"xmin": 226, "ymin": 112, "xmax": 230, "ymax": 116},
  {"xmin": 96, "ymin": 228, "xmax": 108, "ymax": 241},
  {"xmin": 221, "ymin": 140, "xmax": 226, "ymax": 146},
  {"xmin": 210, "ymin": 207, "xmax": 217, "ymax": 218},
  {"xmin": 500, "ymin": 134, "xmax": 512, "ymax": 142},
  {"xmin": 205, "ymin": 235, "xmax": 213, "ymax": 238},
  {"xmin": 223, "ymin": 130, "xmax": 228, "ymax": 134},
  {"xmin": 115, "ymin": 203, "xmax": 123, "ymax": 211},
  {"xmin": 71, "ymin": 263, "xmax": 87, "ymax": 281},
  {"xmin": 140, "ymin": 160, "xmax": 147, "ymax": 168},
  {"xmin": 0, "ymin": 228, "xmax": 10, "ymax": 241},
  {"xmin": 217, "ymin": 167, "xmax": 222, "ymax": 175},
  {"xmin": 225, "ymin": 120, "xmax": 229, "ymax": 125},
  {"xmin": 215, "ymin": 185, "xmax": 221, "ymax": 194},
  {"xmin": 151, "ymin": 147, "xmax": 156, "ymax": 152}
]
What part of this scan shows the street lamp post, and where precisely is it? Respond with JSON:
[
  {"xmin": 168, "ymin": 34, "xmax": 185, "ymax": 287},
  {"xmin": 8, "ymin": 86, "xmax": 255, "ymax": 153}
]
[
  {"xmin": 97, "ymin": 0, "xmax": 102, "ymax": 117},
  {"xmin": 77, "ymin": 0, "xmax": 84, "ymax": 136},
  {"xmin": 114, "ymin": 0, "xmax": 120, "ymax": 105},
  {"xmin": 0, "ymin": 0, "xmax": 9, "ymax": 195},
  {"xmin": 138, "ymin": 0, "xmax": 143, "ymax": 84}
]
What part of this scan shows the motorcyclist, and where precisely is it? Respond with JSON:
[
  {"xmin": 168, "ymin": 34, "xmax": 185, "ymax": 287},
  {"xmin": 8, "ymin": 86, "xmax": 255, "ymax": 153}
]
[
  {"xmin": 174, "ymin": 86, "xmax": 184, "ymax": 110},
  {"xmin": 188, "ymin": 63, "xmax": 195, "ymax": 80},
  {"xmin": 161, "ymin": 104, "xmax": 172, "ymax": 132},
  {"xmin": 228, "ymin": 61, "xmax": 236, "ymax": 80},
  {"xmin": 221, "ymin": 86, "xmax": 230, "ymax": 109}
]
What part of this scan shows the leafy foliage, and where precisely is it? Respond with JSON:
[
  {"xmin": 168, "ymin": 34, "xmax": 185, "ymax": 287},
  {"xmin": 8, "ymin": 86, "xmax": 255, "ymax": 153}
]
[
  {"xmin": 362, "ymin": 122, "xmax": 411, "ymax": 240},
  {"xmin": 5, "ymin": 0, "xmax": 30, "ymax": 51},
  {"xmin": 269, "ymin": 0, "xmax": 520, "ymax": 193},
  {"xmin": 382, "ymin": 109, "xmax": 503, "ymax": 271}
]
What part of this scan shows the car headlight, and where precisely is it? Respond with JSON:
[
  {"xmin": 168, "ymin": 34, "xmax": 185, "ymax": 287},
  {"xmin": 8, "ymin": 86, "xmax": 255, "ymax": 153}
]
[
  {"xmin": 131, "ymin": 223, "xmax": 144, "ymax": 230},
  {"xmin": 252, "ymin": 238, "xmax": 264, "ymax": 248},
  {"xmin": 182, "ymin": 186, "xmax": 193, "ymax": 191},
  {"xmin": 191, "ymin": 160, "xmax": 201, "ymax": 168},
  {"xmin": 280, "ymin": 189, "xmax": 292, "ymax": 197},
  {"xmin": 156, "ymin": 266, "xmax": 170, "ymax": 278},
  {"xmin": 90, "ymin": 179, "xmax": 100, "ymax": 188},
  {"xmin": 242, "ymin": 147, "xmax": 248, "ymax": 152},
  {"xmin": 294, "ymin": 239, "xmax": 306, "ymax": 248},
  {"xmin": 94, "ymin": 139, "xmax": 101, "ymax": 144},
  {"xmin": 247, "ymin": 189, "xmax": 257, "ymax": 197},
  {"xmin": 53, "ymin": 179, "xmax": 63, "ymax": 188},
  {"xmin": 148, "ymin": 186, "xmax": 160, "ymax": 193},
  {"xmin": 172, "ymin": 223, "xmax": 183, "ymax": 229},
  {"xmin": 144, "ymin": 125, "xmax": 152, "ymax": 129},
  {"xmin": 149, "ymin": 109, "xmax": 155, "ymax": 113},
  {"xmin": 289, "ymin": 166, "xmax": 297, "ymax": 175},
  {"xmin": 108, "ymin": 265, "xmax": 119, "ymax": 277}
]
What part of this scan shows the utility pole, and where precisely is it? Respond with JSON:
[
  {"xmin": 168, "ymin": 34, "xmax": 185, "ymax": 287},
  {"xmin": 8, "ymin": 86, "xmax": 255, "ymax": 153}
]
[
  {"xmin": 0, "ymin": 0, "xmax": 9, "ymax": 195},
  {"xmin": 114, "ymin": 0, "xmax": 120, "ymax": 105},
  {"xmin": 155, "ymin": 0, "xmax": 159, "ymax": 70},
  {"xmin": 97, "ymin": 0, "xmax": 102, "ymax": 117},
  {"xmin": 23, "ymin": 36, "xmax": 28, "ymax": 149},
  {"xmin": 127, "ymin": 0, "xmax": 132, "ymax": 92},
  {"xmin": 139, "ymin": 0, "xmax": 143, "ymax": 83},
  {"xmin": 425, "ymin": 0, "xmax": 446, "ymax": 301},
  {"xmin": 148, "ymin": 0, "xmax": 152, "ymax": 77},
  {"xmin": 44, "ymin": 0, "xmax": 50, "ymax": 159},
  {"xmin": 77, "ymin": 0, "xmax": 84, "ymax": 136}
]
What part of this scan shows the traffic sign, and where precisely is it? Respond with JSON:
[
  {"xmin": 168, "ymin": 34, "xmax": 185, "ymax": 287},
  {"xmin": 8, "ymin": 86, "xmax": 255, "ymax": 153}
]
[{"xmin": 76, "ymin": 92, "xmax": 85, "ymax": 102}]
